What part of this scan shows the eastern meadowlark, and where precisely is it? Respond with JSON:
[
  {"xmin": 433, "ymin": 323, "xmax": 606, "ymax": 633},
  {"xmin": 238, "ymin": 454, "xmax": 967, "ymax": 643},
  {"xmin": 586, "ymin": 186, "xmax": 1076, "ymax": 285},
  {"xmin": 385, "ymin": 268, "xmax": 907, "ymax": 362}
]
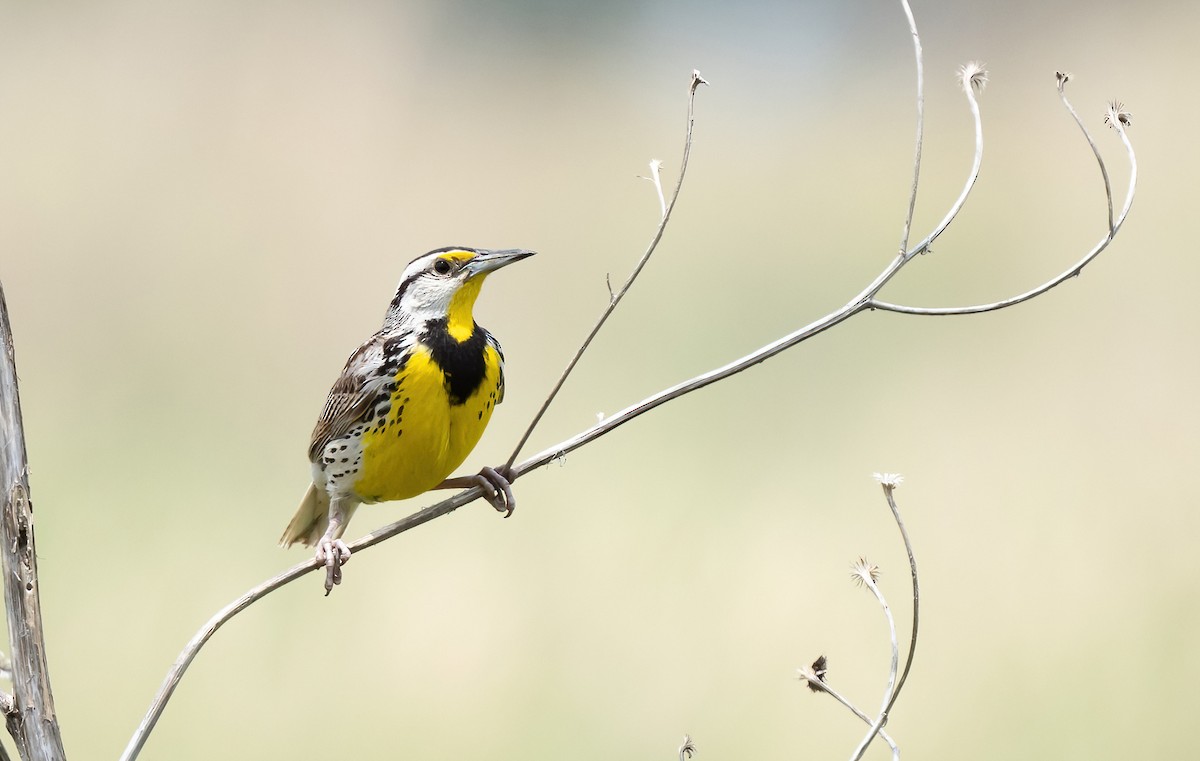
[{"xmin": 280, "ymin": 246, "xmax": 535, "ymax": 592}]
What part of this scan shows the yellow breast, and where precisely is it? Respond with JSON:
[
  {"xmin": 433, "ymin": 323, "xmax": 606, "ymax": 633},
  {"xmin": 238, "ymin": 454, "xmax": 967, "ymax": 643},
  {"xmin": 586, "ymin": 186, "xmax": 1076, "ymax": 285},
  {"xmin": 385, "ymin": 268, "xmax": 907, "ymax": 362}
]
[{"xmin": 352, "ymin": 344, "xmax": 502, "ymax": 503}]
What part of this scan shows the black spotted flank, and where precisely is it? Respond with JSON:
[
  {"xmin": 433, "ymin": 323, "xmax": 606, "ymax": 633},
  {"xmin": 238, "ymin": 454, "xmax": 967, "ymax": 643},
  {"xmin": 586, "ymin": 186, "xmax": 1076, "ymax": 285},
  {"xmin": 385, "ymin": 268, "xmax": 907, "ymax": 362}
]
[{"xmin": 423, "ymin": 318, "xmax": 491, "ymax": 405}]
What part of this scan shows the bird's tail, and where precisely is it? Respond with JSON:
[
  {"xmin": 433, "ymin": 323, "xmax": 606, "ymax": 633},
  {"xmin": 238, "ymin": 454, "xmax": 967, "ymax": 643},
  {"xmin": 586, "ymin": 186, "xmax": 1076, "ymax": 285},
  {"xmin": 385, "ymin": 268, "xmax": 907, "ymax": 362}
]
[{"xmin": 279, "ymin": 483, "xmax": 331, "ymax": 548}]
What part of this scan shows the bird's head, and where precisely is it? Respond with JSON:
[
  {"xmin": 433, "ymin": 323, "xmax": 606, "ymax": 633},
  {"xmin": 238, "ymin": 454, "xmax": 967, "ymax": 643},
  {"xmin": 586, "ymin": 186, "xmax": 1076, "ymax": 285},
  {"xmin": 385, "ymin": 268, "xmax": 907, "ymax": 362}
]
[{"xmin": 384, "ymin": 247, "xmax": 535, "ymax": 337}]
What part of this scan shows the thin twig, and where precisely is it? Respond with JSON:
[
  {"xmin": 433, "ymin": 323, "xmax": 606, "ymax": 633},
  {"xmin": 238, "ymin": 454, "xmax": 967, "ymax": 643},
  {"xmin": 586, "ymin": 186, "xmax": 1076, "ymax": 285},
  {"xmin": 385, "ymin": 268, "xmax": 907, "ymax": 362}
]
[
  {"xmin": 848, "ymin": 560, "xmax": 898, "ymax": 761},
  {"xmin": 1056, "ymin": 72, "xmax": 1114, "ymax": 234},
  {"xmin": 906, "ymin": 62, "xmax": 987, "ymax": 262},
  {"xmin": 0, "ymin": 282, "xmax": 67, "ymax": 761},
  {"xmin": 897, "ymin": 0, "xmax": 923, "ymax": 258},
  {"xmin": 871, "ymin": 80, "xmax": 1136, "ymax": 315},
  {"xmin": 810, "ymin": 53, "xmax": 988, "ymax": 313},
  {"xmin": 504, "ymin": 70, "xmax": 707, "ymax": 472},
  {"xmin": 875, "ymin": 475, "xmax": 920, "ymax": 739}
]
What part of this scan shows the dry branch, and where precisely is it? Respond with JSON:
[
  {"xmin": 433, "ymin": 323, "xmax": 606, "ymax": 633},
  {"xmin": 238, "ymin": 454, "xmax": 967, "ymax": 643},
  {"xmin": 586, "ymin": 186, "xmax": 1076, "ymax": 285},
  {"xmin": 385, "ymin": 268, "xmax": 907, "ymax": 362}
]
[{"xmin": 0, "ymin": 282, "xmax": 66, "ymax": 761}]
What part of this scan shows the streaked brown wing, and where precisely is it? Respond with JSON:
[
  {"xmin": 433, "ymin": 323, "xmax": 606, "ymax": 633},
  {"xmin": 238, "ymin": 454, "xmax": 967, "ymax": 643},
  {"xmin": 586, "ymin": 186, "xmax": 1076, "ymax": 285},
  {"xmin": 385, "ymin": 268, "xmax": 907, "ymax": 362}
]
[
  {"xmin": 307, "ymin": 338, "xmax": 385, "ymax": 463},
  {"xmin": 308, "ymin": 377, "xmax": 372, "ymax": 463}
]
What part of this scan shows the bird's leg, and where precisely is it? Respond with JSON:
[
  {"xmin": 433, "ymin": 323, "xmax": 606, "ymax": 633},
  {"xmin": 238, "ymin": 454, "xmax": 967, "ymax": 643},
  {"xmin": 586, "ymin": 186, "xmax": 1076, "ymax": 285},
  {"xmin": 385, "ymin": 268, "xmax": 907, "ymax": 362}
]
[
  {"xmin": 315, "ymin": 497, "xmax": 354, "ymax": 595},
  {"xmin": 436, "ymin": 465, "xmax": 517, "ymax": 517}
]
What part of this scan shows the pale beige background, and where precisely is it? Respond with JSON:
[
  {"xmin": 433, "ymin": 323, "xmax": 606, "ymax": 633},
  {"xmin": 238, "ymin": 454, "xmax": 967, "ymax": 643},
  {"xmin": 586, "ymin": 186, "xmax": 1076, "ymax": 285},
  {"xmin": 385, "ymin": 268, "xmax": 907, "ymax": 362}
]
[{"xmin": 0, "ymin": 0, "xmax": 1193, "ymax": 758}]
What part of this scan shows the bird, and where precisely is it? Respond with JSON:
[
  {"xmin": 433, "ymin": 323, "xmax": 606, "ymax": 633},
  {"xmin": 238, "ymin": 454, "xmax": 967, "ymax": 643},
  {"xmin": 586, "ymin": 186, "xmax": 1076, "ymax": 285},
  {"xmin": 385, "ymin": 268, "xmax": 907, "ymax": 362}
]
[{"xmin": 280, "ymin": 246, "xmax": 536, "ymax": 593}]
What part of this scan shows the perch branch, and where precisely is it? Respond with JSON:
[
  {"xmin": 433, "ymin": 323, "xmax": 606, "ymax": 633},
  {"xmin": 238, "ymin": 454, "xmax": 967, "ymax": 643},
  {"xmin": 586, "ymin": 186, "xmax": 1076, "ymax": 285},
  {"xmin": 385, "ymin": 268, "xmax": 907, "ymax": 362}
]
[
  {"xmin": 119, "ymin": 560, "xmax": 318, "ymax": 761},
  {"xmin": 0, "ymin": 282, "xmax": 67, "ymax": 761}
]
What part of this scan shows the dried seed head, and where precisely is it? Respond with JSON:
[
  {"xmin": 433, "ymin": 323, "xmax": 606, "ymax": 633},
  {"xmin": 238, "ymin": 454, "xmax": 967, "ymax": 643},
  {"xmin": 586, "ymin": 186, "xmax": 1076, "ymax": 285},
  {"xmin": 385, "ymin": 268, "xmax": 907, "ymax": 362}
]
[
  {"xmin": 851, "ymin": 557, "xmax": 881, "ymax": 587},
  {"xmin": 872, "ymin": 472, "xmax": 904, "ymax": 488},
  {"xmin": 959, "ymin": 61, "xmax": 988, "ymax": 94},
  {"xmin": 798, "ymin": 655, "xmax": 828, "ymax": 692},
  {"xmin": 678, "ymin": 735, "xmax": 697, "ymax": 759},
  {"xmin": 1105, "ymin": 101, "xmax": 1132, "ymax": 129}
]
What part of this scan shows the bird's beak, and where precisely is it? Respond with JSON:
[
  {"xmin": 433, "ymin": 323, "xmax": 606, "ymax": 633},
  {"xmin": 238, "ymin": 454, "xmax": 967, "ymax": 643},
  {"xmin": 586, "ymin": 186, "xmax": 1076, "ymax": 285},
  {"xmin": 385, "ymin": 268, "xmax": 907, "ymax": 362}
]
[{"xmin": 463, "ymin": 248, "xmax": 536, "ymax": 277}]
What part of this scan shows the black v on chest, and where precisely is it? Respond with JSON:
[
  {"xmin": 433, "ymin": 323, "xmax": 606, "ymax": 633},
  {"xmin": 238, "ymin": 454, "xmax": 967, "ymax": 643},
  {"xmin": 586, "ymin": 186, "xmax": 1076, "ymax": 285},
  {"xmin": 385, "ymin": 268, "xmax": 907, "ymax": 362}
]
[{"xmin": 422, "ymin": 318, "xmax": 491, "ymax": 406}]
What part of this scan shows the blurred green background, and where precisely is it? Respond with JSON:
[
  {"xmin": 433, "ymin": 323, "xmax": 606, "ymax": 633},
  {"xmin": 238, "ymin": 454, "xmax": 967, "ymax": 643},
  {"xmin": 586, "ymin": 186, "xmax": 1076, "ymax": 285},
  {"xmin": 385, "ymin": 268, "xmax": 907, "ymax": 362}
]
[{"xmin": 1, "ymin": 0, "xmax": 1195, "ymax": 758}]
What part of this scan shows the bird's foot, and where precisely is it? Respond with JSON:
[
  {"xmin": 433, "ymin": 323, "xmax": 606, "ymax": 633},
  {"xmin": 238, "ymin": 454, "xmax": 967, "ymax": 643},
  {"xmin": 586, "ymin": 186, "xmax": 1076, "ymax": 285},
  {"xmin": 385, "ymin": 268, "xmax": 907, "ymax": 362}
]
[
  {"xmin": 316, "ymin": 538, "xmax": 351, "ymax": 595},
  {"xmin": 436, "ymin": 466, "xmax": 518, "ymax": 516},
  {"xmin": 475, "ymin": 465, "xmax": 517, "ymax": 517}
]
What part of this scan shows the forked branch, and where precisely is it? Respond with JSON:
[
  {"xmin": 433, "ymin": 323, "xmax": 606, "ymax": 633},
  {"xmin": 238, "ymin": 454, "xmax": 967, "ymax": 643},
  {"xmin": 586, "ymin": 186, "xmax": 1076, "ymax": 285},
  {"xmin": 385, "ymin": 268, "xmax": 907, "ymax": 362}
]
[{"xmin": 870, "ymin": 76, "xmax": 1136, "ymax": 316}]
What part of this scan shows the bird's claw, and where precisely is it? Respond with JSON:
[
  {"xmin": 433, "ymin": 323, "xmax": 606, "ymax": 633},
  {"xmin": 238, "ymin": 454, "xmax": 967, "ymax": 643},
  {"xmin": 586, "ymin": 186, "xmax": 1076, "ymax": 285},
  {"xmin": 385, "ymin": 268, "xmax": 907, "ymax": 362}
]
[
  {"xmin": 316, "ymin": 538, "xmax": 351, "ymax": 595},
  {"xmin": 476, "ymin": 465, "xmax": 516, "ymax": 517}
]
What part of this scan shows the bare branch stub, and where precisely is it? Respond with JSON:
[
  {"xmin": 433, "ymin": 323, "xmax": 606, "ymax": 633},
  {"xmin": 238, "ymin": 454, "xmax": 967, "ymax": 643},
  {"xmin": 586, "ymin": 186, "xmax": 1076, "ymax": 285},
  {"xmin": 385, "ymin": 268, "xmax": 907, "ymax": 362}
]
[{"xmin": 0, "ymin": 281, "xmax": 67, "ymax": 761}]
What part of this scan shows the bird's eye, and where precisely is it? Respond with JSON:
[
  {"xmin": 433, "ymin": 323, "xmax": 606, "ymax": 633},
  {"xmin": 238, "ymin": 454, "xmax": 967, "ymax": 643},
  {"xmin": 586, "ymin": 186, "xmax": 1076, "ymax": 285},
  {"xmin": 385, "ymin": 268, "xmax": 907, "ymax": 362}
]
[{"xmin": 433, "ymin": 259, "xmax": 453, "ymax": 275}]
